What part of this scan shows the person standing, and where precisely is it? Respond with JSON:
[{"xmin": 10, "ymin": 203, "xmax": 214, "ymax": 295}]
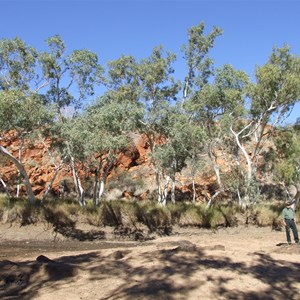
[{"xmin": 282, "ymin": 200, "xmax": 299, "ymax": 245}]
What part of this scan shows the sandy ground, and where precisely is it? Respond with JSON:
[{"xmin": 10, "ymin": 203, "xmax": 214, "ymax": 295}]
[{"xmin": 1, "ymin": 223, "xmax": 300, "ymax": 300}]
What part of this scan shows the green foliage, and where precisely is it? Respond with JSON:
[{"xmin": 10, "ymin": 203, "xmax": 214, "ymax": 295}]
[
  {"xmin": 0, "ymin": 194, "xmax": 287, "ymax": 234},
  {"xmin": 249, "ymin": 203, "xmax": 281, "ymax": 227},
  {"xmin": 274, "ymin": 126, "xmax": 300, "ymax": 185},
  {"xmin": 1, "ymin": 27, "xmax": 300, "ymax": 208},
  {"xmin": 0, "ymin": 90, "xmax": 53, "ymax": 134},
  {"xmin": 0, "ymin": 196, "xmax": 41, "ymax": 224},
  {"xmin": 182, "ymin": 21, "xmax": 223, "ymax": 90},
  {"xmin": 249, "ymin": 46, "xmax": 300, "ymax": 121},
  {"xmin": 0, "ymin": 37, "xmax": 37, "ymax": 90},
  {"xmin": 178, "ymin": 204, "xmax": 203, "ymax": 226},
  {"xmin": 171, "ymin": 202, "xmax": 238, "ymax": 228}
]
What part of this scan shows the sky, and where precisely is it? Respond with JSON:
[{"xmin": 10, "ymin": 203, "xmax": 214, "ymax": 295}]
[{"xmin": 1, "ymin": 0, "xmax": 300, "ymax": 124}]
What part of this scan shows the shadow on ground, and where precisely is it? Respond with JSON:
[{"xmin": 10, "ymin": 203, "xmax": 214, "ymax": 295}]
[
  {"xmin": 43, "ymin": 207, "xmax": 105, "ymax": 241},
  {"xmin": 1, "ymin": 240, "xmax": 300, "ymax": 300}
]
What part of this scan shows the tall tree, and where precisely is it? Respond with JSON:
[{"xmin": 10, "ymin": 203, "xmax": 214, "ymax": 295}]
[
  {"xmin": 230, "ymin": 46, "xmax": 300, "ymax": 207},
  {"xmin": 152, "ymin": 105, "xmax": 206, "ymax": 204},
  {"xmin": 181, "ymin": 21, "xmax": 223, "ymax": 106},
  {"xmin": 66, "ymin": 94, "xmax": 135, "ymax": 206},
  {"xmin": 39, "ymin": 35, "xmax": 104, "ymax": 205},
  {"xmin": 186, "ymin": 64, "xmax": 249, "ymax": 206},
  {"xmin": 0, "ymin": 38, "xmax": 51, "ymax": 204},
  {"xmin": 136, "ymin": 46, "xmax": 181, "ymax": 204},
  {"xmin": 107, "ymin": 49, "xmax": 181, "ymax": 204}
]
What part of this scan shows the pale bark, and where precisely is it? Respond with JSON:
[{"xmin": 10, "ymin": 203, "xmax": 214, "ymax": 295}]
[
  {"xmin": 40, "ymin": 159, "xmax": 64, "ymax": 204},
  {"xmin": 0, "ymin": 145, "xmax": 36, "ymax": 204},
  {"xmin": 205, "ymin": 189, "xmax": 224, "ymax": 209},
  {"xmin": 192, "ymin": 177, "xmax": 196, "ymax": 203},
  {"xmin": 170, "ymin": 175, "xmax": 176, "ymax": 204},
  {"xmin": 230, "ymin": 123, "xmax": 253, "ymax": 188},
  {"xmin": 92, "ymin": 169, "xmax": 100, "ymax": 206},
  {"xmin": 208, "ymin": 141, "xmax": 222, "ymax": 188},
  {"xmin": 93, "ymin": 159, "xmax": 114, "ymax": 206},
  {"xmin": 160, "ymin": 175, "xmax": 171, "ymax": 206},
  {"xmin": 0, "ymin": 176, "xmax": 11, "ymax": 199},
  {"xmin": 69, "ymin": 153, "xmax": 85, "ymax": 206}
]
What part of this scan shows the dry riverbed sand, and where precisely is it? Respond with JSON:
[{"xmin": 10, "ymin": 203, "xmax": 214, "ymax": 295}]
[{"xmin": 1, "ymin": 223, "xmax": 300, "ymax": 300}]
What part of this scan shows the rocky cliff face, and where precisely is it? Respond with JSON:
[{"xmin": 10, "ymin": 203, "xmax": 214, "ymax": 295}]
[
  {"xmin": 1, "ymin": 132, "xmax": 214, "ymax": 201},
  {"xmin": 3, "ymin": 128, "xmax": 277, "ymax": 203}
]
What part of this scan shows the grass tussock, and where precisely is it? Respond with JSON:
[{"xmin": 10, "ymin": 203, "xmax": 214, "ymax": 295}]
[
  {"xmin": 249, "ymin": 203, "xmax": 282, "ymax": 227},
  {"xmin": 0, "ymin": 193, "xmax": 288, "ymax": 239},
  {"xmin": 0, "ymin": 195, "xmax": 42, "ymax": 225}
]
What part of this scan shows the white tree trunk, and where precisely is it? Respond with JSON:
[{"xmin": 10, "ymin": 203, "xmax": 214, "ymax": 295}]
[
  {"xmin": 16, "ymin": 140, "xmax": 24, "ymax": 198},
  {"xmin": 40, "ymin": 159, "xmax": 64, "ymax": 204},
  {"xmin": 69, "ymin": 154, "xmax": 85, "ymax": 206},
  {"xmin": 160, "ymin": 175, "xmax": 171, "ymax": 206},
  {"xmin": 98, "ymin": 180, "xmax": 105, "ymax": 201},
  {"xmin": 205, "ymin": 189, "xmax": 223, "ymax": 209},
  {"xmin": 94, "ymin": 159, "xmax": 114, "ymax": 206},
  {"xmin": 0, "ymin": 146, "xmax": 36, "ymax": 204},
  {"xmin": 155, "ymin": 169, "xmax": 162, "ymax": 203},
  {"xmin": 208, "ymin": 142, "xmax": 222, "ymax": 188},
  {"xmin": 0, "ymin": 177, "xmax": 11, "ymax": 199},
  {"xmin": 192, "ymin": 177, "xmax": 196, "ymax": 203},
  {"xmin": 230, "ymin": 125, "xmax": 253, "ymax": 188},
  {"xmin": 171, "ymin": 175, "xmax": 176, "ymax": 204},
  {"xmin": 93, "ymin": 169, "xmax": 100, "ymax": 206}
]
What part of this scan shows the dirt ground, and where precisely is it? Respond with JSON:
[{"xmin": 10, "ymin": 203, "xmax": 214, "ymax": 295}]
[{"xmin": 1, "ymin": 222, "xmax": 300, "ymax": 300}]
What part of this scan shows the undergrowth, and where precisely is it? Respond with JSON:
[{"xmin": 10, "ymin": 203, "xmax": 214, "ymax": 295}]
[{"xmin": 0, "ymin": 193, "xmax": 287, "ymax": 239}]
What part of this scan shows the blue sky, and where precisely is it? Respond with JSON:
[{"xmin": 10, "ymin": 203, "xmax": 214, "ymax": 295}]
[{"xmin": 1, "ymin": 0, "xmax": 300, "ymax": 123}]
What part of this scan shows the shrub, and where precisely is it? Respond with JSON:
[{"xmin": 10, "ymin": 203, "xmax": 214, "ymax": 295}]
[
  {"xmin": 178, "ymin": 205, "xmax": 203, "ymax": 227},
  {"xmin": 200, "ymin": 206, "xmax": 223, "ymax": 229},
  {"xmin": 0, "ymin": 196, "xmax": 41, "ymax": 225},
  {"xmin": 98, "ymin": 201, "xmax": 122, "ymax": 226},
  {"xmin": 136, "ymin": 201, "xmax": 172, "ymax": 235},
  {"xmin": 167, "ymin": 202, "xmax": 188, "ymax": 224},
  {"xmin": 250, "ymin": 204, "xmax": 280, "ymax": 227},
  {"xmin": 216, "ymin": 205, "xmax": 239, "ymax": 227}
]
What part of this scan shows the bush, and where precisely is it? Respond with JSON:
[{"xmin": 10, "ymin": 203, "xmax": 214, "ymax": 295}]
[
  {"xmin": 135, "ymin": 201, "xmax": 172, "ymax": 235},
  {"xmin": 0, "ymin": 196, "xmax": 42, "ymax": 225},
  {"xmin": 98, "ymin": 201, "xmax": 122, "ymax": 226},
  {"xmin": 178, "ymin": 204, "xmax": 203, "ymax": 227},
  {"xmin": 250, "ymin": 203, "xmax": 281, "ymax": 227},
  {"xmin": 216, "ymin": 205, "xmax": 239, "ymax": 227}
]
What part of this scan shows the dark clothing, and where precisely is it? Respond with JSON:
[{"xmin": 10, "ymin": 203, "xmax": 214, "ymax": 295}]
[{"xmin": 284, "ymin": 218, "xmax": 299, "ymax": 244}]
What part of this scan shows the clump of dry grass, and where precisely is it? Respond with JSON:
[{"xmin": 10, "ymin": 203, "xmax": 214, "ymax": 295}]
[
  {"xmin": 0, "ymin": 194, "xmax": 42, "ymax": 225},
  {"xmin": 249, "ymin": 203, "xmax": 281, "ymax": 227},
  {"xmin": 0, "ymin": 192, "xmax": 286, "ymax": 237},
  {"xmin": 136, "ymin": 202, "xmax": 172, "ymax": 235},
  {"xmin": 178, "ymin": 204, "xmax": 203, "ymax": 227}
]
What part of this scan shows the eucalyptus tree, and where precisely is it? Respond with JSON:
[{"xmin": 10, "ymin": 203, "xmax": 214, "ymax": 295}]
[
  {"xmin": 136, "ymin": 46, "xmax": 181, "ymax": 204},
  {"xmin": 181, "ymin": 22, "xmax": 228, "ymax": 203},
  {"xmin": 0, "ymin": 37, "xmax": 52, "ymax": 204},
  {"xmin": 230, "ymin": 46, "xmax": 300, "ymax": 206},
  {"xmin": 39, "ymin": 35, "xmax": 104, "ymax": 205},
  {"xmin": 181, "ymin": 21, "xmax": 223, "ymax": 106},
  {"xmin": 273, "ymin": 126, "xmax": 300, "ymax": 196},
  {"xmin": 68, "ymin": 93, "xmax": 138, "ymax": 206},
  {"xmin": 186, "ymin": 64, "xmax": 249, "ymax": 206},
  {"xmin": 106, "ymin": 55, "xmax": 143, "ymax": 131},
  {"xmin": 152, "ymin": 105, "xmax": 206, "ymax": 204},
  {"xmin": 106, "ymin": 48, "xmax": 181, "ymax": 204}
]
